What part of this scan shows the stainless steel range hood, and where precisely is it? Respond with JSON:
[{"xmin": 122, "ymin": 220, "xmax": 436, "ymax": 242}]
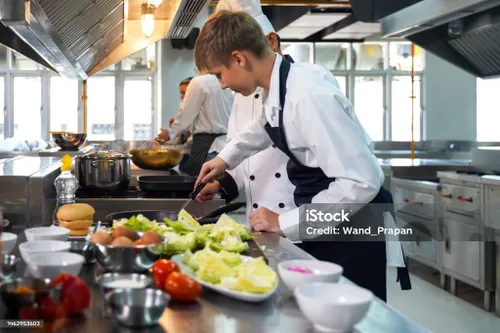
[
  {"xmin": 0, "ymin": 0, "xmax": 209, "ymax": 79},
  {"xmin": 381, "ymin": 0, "xmax": 500, "ymax": 78}
]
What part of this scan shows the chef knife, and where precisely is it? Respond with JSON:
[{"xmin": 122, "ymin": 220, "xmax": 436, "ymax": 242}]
[{"xmin": 175, "ymin": 182, "xmax": 207, "ymax": 220}]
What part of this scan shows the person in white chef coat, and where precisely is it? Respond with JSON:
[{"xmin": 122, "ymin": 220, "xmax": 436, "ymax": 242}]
[
  {"xmin": 193, "ymin": 10, "xmax": 411, "ymax": 301},
  {"xmin": 160, "ymin": 72, "xmax": 234, "ymax": 176}
]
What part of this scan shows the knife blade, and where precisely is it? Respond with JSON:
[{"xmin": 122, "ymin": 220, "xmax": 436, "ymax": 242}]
[{"xmin": 175, "ymin": 182, "xmax": 207, "ymax": 220}]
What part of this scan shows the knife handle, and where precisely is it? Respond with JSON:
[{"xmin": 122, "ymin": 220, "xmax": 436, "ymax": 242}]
[{"xmin": 189, "ymin": 182, "xmax": 207, "ymax": 200}]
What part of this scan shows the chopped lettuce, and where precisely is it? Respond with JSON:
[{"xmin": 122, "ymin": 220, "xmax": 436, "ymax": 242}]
[
  {"xmin": 213, "ymin": 214, "xmax": 253, "ymax": 241},
  {"xmin": 209, "ymin": 227, "xmax": 249, "ymax": 253},
  {"xmin": 195, "ymin": 256, "xmax": 235, "ymax": 284},
  {"xmin": 112, "ymin": 214, "xmax": 171, "ymax": 234},
  {"xmin": 161, "ymin": 232, "xmax": 197, "ymax": 257},
  {"xmin": 194, "ymin": 224, "xmax": 215, "ymax": 247},
  {"xmin": 219, "ymin": 257, "xmax": 278, "ymax": 293},
  {"xmin": 185, "ymin": 251, "xmax": 277, "ymax": 294},
  {"xmin": 164, "ymin": 209, "xmax": 201, "ymax": 235}
]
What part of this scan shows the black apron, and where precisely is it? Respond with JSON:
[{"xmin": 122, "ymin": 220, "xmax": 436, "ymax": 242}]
[
  {"xmin": 182, "ymin": 133, "xmax": 225, "ymax": 176},
  {"xmin": 263, "ymin": 58, "xmax": 411, "ymax": 301}
]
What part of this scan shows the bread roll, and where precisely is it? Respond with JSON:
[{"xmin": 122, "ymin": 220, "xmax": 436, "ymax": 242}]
[
  {"xmin": 68, "ymin": 229, "xmax": 90, "ymax": 236},
  {"xmin": 56, "ymin": 204, "xmax": 95, "ymax": 221},
  {"xmin": 59, "ymin": 220, "xmax": 93, "ymax": 230}
]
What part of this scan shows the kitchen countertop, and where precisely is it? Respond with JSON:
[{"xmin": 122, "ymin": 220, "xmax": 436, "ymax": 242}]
[{"xmin": 1, "ymin": 231, "xmax": 430, "ymax": 333}]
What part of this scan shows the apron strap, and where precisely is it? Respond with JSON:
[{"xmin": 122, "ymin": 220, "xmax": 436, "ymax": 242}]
[{"xmin": 182, "ymin": 133, "xmax": 225, "ymax": 176}]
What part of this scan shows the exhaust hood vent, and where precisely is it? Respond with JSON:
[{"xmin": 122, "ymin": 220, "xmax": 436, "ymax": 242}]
[
  {"xmin": 381, "ymin": 0, "xmax": 500, "ymax": 78},
  {"xmin": 167, "ymin": 0, "xmax": 209, "ymax": 38},
  {"xmin": 0, "ymin": 0, "xmax": 209, "ymax": 79}
]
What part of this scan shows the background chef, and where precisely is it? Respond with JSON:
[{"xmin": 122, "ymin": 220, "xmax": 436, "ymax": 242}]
[{"xmin": 160, "ymin": 71, "xmax": 234, "ymax": 176}]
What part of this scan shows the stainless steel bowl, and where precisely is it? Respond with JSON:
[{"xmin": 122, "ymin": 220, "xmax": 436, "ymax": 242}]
[
  {"xmin": 68, "ymin": 240, "xmax": 96, "ymax": 264},
  {"xmin": 105, "ymin": 288, "xmax": 170, "ymax": 327},
  {"xmin": 0, "ymin": 254, "xmax": 18, "ymax": 281},
  {"xmin": 51, "ymin": 132, "xmax": 87, "ymax": 150},
  {"xmin": 92, "ymin": 235, "xmax": 167, "ymax": 273},
  {"xmin": 0, "ymin": 277, "xmax": 52, "ymax": 313},
  {"xmin": 97, "ymin": 273, "xmax": 153, "ymax": 295}
]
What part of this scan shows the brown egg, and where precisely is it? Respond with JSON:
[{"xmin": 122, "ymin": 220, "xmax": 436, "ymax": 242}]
[
  {"xmin": 111, "ymin": 226, "xmax": 137, "ymax": 241},
  {"xmin": 134, "ymin": 238, "xmax": 144, "ymax": 246},
  {"xmin": 90, "ymin": 230, "xmax": 113, "ymax": 245},
  {"xmin": 140, "ymin": 231, "xmax": 163, "ymax": 245},
  {"xmin": 111, "ymin": 236, "xmax": 135, "ymax": 247}
]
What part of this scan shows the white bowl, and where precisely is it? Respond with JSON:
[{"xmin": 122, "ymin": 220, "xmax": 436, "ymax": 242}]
[
  {"xmin": 26, "ymin": 252, "xmax": 84, "ymax": 280},
  {"xmin": 19, "ymin": 240, "xmax": 71, "ymax": 262},
  {"xmin": 295, "ymin": 282, "xmax": 373, "ymax": 333},
  {"xmin": 25, "ymin": 227, "xmax": 69, "ymax": 242},
  {"xmin": 1, "ymin": 232, "xmax": 18, "ymax": 254},
  {"xmin": 277, "ymin": 260, "xmax": 343, "ymax": 291}
]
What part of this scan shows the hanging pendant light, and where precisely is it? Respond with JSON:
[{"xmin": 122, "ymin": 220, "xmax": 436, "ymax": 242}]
[
  {"xmin": 147, "ymin": 0, "xmax": 163, "ymax": 8},
  {"xmin": 141, "ymin": 4, "xmax": 155, "ymax": 38}
]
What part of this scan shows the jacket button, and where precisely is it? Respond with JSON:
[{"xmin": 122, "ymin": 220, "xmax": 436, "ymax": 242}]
[
  {"xmin": 279, "ymin": 203, "xmax": 285, "ymax": 208},
  {"xmin": 250, "ymin": 175, "xmax": 255, "ymax": 181},
  {"xmin": 253, "ymin": 203, "xmax": 258, "ymax": 209},
  {"xmin": 272, "ymin": 145, "xmax": 276, "ymax": 148},
  {"xmin": 254, "ymin": 94, "xmax": 259, "ymax": 99},
  {"xmin": 275, "ymin": 173, "xmax": 281, "ymax": 178}
]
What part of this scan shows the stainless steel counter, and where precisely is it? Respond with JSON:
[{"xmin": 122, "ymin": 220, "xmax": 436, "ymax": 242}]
[
  {"xmin": 0, "ymin": 231, "xmax": 431, "ymax": 333},
  {"xmin": 379, "ymin": 158, "xmax": 474, "ymax": 181}
]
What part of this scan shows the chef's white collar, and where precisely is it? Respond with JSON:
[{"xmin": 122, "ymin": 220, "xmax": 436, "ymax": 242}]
[{"xmin": 262, "ymin": 53, "xmax": 282, "ymax": 110}]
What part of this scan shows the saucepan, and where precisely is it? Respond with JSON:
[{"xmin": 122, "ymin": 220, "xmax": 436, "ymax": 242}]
[{"xmin": 106, "ymin": 202, "xmax": 245, "ymax": 225}]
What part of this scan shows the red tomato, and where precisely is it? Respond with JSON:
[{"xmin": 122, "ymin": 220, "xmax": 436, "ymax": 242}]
[
  {"xmin": 164, "ymin": 272, "xmax": 202, "ymax": 302},
  {"xmin": 38, "ymin": 296, "xmax": 58, "ymax": 320},
  {"xmin": 49, "ymin": 273, "xmax": 90, "ymax": 315},
  {"xmin": 19, "ymin": 306, "xmax": 40, "ymax": 320},
  {"xmin": 151, "ymin": 260, "xmax": 180, "ymax": 290}
]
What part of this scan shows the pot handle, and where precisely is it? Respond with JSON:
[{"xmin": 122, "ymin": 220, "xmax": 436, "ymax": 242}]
[{"xmin": 91, "ymin": 160, "xmax": 116, "ymax": 168}]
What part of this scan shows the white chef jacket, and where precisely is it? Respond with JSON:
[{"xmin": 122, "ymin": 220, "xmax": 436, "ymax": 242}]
[
  {"xmin": 170, "ymin": 74, "xmax": 234, "ymax": 153},
  {"xmin": 218, "ymin": 54, "xmax": 384, "ymax": 241},
  {"xmin": 226, "ymin": 62, "xmax": 345, "ymax": 224}
]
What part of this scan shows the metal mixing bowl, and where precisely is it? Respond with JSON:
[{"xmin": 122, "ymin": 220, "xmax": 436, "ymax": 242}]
[
  {"xmin": 68, "ymin": 240, "xmax": 96, "ymax": 264},
  {"xmin": 105, "ymin": 288, "xmax": 170, "ymax": 327},
  {"xmin": 92, "ymin": 236, "xmax": 168, "ymax": 273},
  {"xmin": 0, "ymin": 254, "xmax": 18, "ymax": 281},
  {"xmin": 98, "ymin": 273, "xmax": 153, "ymax": 294},
  {"xmin": 130, "ymin": 148, "xmax": 184, "ymax": 170},
  {"xmin": 51, "ymin": 132, "xmax": 87, "ymax": 150},
  {"xmin": 0, "ymin": 277, "xmax": 53, "ymax": 313}
]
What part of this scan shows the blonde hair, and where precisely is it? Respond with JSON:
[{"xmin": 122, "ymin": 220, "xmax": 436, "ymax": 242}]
[{"xmin": 194, "ymin": 10, "xmax": 272, "ymax": 71}]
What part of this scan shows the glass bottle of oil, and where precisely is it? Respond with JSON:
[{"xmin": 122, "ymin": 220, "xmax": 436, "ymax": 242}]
[{"xmin": 53, "ymin": 155, "xmax": 78, "ymax": 226}]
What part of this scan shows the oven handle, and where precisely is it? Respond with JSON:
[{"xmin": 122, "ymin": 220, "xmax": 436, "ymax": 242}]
[{"xmin": 444, "ymin": 208, "xmax": 477, "ymax": 220}]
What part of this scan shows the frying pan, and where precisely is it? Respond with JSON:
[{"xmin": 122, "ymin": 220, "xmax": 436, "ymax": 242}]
[{"xmin": 106, "ymin": 202, "xmax": 245, "ymax": 225}]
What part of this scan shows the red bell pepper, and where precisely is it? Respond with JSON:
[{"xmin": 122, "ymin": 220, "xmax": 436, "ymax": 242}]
[{"xmin": 49, "ymin": 273, "xmax": 90, "ymax": 316}]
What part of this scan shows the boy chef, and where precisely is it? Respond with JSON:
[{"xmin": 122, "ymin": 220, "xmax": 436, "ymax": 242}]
[{"xmin": 193, "ymin": 10, "xmax": 410, "ymax": 301}]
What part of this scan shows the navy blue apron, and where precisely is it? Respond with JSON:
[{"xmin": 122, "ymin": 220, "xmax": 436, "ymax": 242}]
[{"xmin": 263, "ymin": 58, "xmax": 411, "ymax": 301}]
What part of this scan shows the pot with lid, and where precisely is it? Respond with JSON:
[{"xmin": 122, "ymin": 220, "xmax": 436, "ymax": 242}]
[{"xmin": 74, "ymin": 150, "xmax": 131, "ymax": 190}]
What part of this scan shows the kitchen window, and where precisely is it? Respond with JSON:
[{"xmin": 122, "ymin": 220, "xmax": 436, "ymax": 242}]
[
  {"xmin": 0, "ymin": 77, "xmax": 4, "ymax": 140},
  {"xmin": 354, "ymin": 76, "xmax": 384, "ymax": 141},
  {"xmin": 14, "ymin": 76, "xmax": 42, "ymax": 139},
  {"xmin": 307, "ymin": 41, "xmax": 426, "ymax": 141},
  {"xmin": 0, "ymin": 41, "xmax": 161, "ymax": 143},
  {"xmin": 391, "ymin": 76, "xmax": 422, "ymax": 141},
  {"xmin": 124, "ymin": 77, "xmax": 153, "ymax": 140},
  {"xmin": 477, "ymin": 78, "xmax": 500, "ymax": 141},
  {"xmin": 281, "ymin": 43, "xmax": 314, "ymax": 63},
  {"xmin": 86, "ymin": 76, "xmax": 116, "ymax": 141},
  {"xmin": 50, "ymin": 76, "xmax": 79, "ymax": 133}
]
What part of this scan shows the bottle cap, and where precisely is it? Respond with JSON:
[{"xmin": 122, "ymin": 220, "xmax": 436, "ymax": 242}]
[{"xmin": 61, "ymin": 155, "xmax": 72, "ymax": 172}]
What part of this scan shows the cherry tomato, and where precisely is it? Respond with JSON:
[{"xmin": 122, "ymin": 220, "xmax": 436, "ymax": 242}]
[
  {"xmin": 38, "ymin": 296, "xmax": 58, "ymax": 320},
  {"xmin": 151, "ymin": 260, "xmax": 180, "ymax": 290},
  {"xmin": 164, "ymin": 271, "xmax": 202, "ymax": 302}
]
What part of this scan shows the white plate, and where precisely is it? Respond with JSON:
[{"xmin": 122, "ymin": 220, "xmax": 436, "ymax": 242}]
[{"xmin": 171, "ymin": 254, "xmax": 278, "ymax": 303}]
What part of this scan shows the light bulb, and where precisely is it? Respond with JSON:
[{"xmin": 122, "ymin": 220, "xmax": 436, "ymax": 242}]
[
  {"xmin": 147, "ymin": 0, "xmax": 163, "ymax": 8},
  {"xmin": 142, "ymin": 13, "xmax": 155, "ymax": 38}
]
